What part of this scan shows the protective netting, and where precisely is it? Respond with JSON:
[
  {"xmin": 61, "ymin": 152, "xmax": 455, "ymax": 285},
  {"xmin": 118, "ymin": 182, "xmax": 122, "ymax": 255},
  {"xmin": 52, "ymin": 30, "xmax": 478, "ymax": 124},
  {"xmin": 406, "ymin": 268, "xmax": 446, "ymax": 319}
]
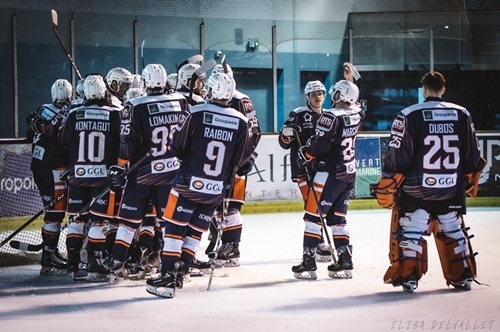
[{"xmin": 0, "ymin": 143, "xmax": 67, "ymax": 263}]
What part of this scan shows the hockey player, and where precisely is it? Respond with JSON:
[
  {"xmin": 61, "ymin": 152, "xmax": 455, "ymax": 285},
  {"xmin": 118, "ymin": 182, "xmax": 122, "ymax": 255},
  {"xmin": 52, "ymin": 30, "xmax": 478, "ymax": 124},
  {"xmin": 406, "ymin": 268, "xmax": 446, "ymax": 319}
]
[
  {"xmin": 146, "ymin": 72, "xmax": 251, "ymax": 298},
  {"xmin": 58, "ymin": 75, "xmax": 121, "ymax": 281},
  {"xmin": 177, "ymin": 63, "xmax": 206, "ymax": 105},
  {"xmin": 106, "ymin": 67, "xmax": 133, "ymax": 107},
  {"xmin": 205, "ymin": 63, "xmax": 261, "ymax": 268},
  {"xmin": 372, "ymin": 72, "xmax": 482, "ymax": 293},
  {"xmin": 107, "ymin": 64, "xmax": 189, "ymax": 284},
  {"xmin": 26, "ymin": 79, "xmax": 72, "ymax": 275},
  {"xmin": 291, "ymin": 80, "xmax": 364, "ymax": 280},
  {"xmin": 278, "ymin": 80, "xmax": 333, "ymax": 266}
]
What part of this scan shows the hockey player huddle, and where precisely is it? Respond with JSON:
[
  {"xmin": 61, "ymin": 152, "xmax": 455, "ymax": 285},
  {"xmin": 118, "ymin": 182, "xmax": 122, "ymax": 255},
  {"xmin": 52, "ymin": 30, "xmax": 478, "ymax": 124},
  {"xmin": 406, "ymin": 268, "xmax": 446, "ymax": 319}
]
[{"xmin": 26, "ymin": 58, "xmax": 484, "ymax": 298}]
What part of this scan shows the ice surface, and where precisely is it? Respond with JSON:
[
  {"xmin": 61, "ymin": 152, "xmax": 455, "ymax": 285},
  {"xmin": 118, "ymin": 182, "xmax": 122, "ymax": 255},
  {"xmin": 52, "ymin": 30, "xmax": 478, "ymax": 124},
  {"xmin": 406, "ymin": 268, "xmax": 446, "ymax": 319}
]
[{"xmin": 0, "ymin": 208, "xmax": 499, "ymax": 332}]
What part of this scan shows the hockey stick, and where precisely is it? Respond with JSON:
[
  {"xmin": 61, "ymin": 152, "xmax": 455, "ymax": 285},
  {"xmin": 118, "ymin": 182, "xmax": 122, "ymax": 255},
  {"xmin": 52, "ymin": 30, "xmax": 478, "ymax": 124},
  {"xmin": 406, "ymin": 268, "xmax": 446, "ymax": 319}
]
[
  {"xmin": 287, "ymin": 127, "xmax": 338, "ymax": 265},
  {"xmin": 176, "ymin": 54, "xmax": 204, "ymax": 72},
  {"xmin": 10, "ymin": 150, "xmax": 153, "ymax": 252},
  {"xmin": 207, "ymin": 165, "xmax": 237, "ymax": 291},
  {"xmin": 140, "ymin": 39, "xmax": 146, "ymax": 70},
  {"xmin": 51, "ymin": 9, "xmax": 83, "ymax": 80},
  {"xmin": 188, "ymin": 59, "xmax": 216, "ymax": 104},
  {"xmin": 0, "ymin": 192, "xmax": 66, "ymax": 250}
]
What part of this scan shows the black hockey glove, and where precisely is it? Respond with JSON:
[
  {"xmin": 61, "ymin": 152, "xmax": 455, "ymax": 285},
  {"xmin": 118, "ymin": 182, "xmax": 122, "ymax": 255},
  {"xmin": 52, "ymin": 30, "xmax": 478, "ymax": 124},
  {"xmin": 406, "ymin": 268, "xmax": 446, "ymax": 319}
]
[
  {"xmin": 107, "ymin": 165, "xmax": 126, "ymax": 193},
  {"xmin": 237, "ymin": 160, "xmax": 254, "ymax": 176},
  {"xmin": 297, "ymin": 146, "xmax": 313, "ymax": 168}
]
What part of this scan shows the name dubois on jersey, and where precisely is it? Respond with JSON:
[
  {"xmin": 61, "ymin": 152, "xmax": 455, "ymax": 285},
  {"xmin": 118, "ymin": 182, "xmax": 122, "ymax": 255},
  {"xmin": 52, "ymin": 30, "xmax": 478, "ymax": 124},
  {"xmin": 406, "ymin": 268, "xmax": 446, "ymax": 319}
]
[{"xmin": 429, "ymin": 123, "xmax": 454, "ymax": 134}]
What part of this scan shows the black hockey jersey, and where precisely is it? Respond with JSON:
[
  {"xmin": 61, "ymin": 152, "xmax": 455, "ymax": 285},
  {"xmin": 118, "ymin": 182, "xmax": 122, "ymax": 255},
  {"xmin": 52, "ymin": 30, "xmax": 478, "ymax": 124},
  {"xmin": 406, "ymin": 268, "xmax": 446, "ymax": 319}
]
[
  {"xmin": 169, "ymin": 102, "xmax": 251, "ymax": 204},
  {"xmin": 278, "ymin": 106, "xmax": 324, "ymax": 181},
  {"xmin": 119, "ymin": 92, "xmax": 189, "ymax": 185},
  {"xmin": 383, "ymin": 97, "xmax": 481, "ymax": 200},
  {"xmin": 306, "ymin": 105, "xmax": 365, "ymax": 183},
  {"xmin": 58, "ymin": 104, "xmax": 121, "ymax": 187}
]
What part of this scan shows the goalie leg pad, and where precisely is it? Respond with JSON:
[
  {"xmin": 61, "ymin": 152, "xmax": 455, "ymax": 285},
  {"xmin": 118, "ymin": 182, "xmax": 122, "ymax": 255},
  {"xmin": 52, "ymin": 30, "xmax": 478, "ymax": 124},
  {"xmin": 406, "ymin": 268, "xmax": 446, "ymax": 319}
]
[{"xmin": 433, "ymin": 213, "xmax": 477, "ymax": 284}]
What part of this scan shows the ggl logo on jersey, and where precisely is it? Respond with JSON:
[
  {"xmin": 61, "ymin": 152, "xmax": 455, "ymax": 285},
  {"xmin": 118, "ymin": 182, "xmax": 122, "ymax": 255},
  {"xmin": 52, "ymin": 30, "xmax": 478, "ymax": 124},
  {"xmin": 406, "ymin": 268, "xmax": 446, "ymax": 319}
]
[
  {"xmin": 75, "ymin": 165, "xmax": 107, "ymax": 178},
  {"xmin": 189, "ymin": 176, "xmax": 223, "ymax": 195}
]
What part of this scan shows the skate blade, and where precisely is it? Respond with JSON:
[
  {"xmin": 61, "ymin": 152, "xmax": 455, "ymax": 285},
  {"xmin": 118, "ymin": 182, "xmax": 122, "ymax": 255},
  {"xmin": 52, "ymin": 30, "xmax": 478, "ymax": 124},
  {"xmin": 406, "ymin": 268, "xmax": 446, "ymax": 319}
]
[
  {"xmin": 293, "ymin": 271, "xmax": 317, "ymax": 280},
  {"xmin": 315, "ymin": 255, "xmax": 332, "ymax": 263},
  {"xmin": 451, "ymin": 278, "xmax": 472, "ymax": 291},
  {"xmin": 328, "ymin": 270, "xmax": 352, "ymax": 279},
  {"xmin": 71, "ymin": 271, "xmax": 88, "ymax": 281},
  {"xmin": 86, "ymin": 272, "xmax": 110, "ymax": 282},
  {"xmin": 146, "ymin": 285, "xmax": 174, "ymax": 298},
  {"xmin": 109, "ymin": 274, "xmax": 125, "ymax": 285},
  {"xmin": 40, "ymin": 267, "xmax": 67, "ymax": 276},
  {"xmin": 402, "ymin": 281, "xmax": 418, "ymax": 293}
]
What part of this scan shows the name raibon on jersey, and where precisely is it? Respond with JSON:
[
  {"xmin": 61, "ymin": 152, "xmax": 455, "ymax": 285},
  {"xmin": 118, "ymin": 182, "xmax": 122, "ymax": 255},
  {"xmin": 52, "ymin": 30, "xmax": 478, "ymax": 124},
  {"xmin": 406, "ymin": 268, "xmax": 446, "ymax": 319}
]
[
  {"xmin": 422, "ymin": 109, "xmax": 458, "ymax": 121},
  {"xmin": 203, "ymin": 112, "xmax": 239, "ymax": 130}
]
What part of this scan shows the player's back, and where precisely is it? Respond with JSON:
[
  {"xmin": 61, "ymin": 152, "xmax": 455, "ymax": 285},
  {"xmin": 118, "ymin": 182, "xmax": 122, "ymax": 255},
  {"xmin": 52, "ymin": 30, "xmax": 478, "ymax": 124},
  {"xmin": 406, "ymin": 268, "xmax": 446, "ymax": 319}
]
[
  {"xmin": 385, "ymin": 99, "xmax": 480, "ymax": 200},
  {"xmin": 170, "ymin": 102, "xmax": 250, "ymax": 204}
]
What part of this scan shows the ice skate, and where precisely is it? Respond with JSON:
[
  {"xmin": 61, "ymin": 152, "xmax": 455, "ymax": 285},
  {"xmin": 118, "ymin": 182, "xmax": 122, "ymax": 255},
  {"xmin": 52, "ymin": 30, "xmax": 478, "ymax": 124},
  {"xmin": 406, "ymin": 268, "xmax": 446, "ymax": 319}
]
[
  {"xmin": 146, "ymin": 262, "xmax": 184, "ymax": 298},
  {"xmin": 216, "ymin": 242, "xmax": 241, "ymax": 268},
  {"xmin": 109, "ymin": 260, "xmax": 128, "ymax": 285},
  {"xmin": 40, "ymin": 247, "xmax": 67, "ymax": 275},
  {"xmin": 292, "ymin": 247, "xmax": 317, "ymax": 280},
  {"xmin": 328, "ymin": 245, "xmax": 353, "ymax": 279},
  {"xmin": 450, "ymin": 267, "xmax": 473, "ymax": 291},
  {"xmin": 86, "ymin": 251, "xmax": 110, "ymax": 282},
  {"xmin": 134, "ymin": 247, "xmax": 155, "ymax": 280},
  {"xmin": 189, "ymin": 258, "xmax": 212, "ymax": 276},
  {"xmin": 315, "ymin": 243, "xmax": 333, "ymax": 263}
]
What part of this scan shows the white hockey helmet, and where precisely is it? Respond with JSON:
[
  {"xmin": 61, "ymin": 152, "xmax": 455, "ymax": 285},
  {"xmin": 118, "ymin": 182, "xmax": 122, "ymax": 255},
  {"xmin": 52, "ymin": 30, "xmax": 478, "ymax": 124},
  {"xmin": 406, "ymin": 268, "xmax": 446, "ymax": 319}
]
[
  {"xmin": 130, "ymin": 74, "xmax": 144, "ymax": 90},
  {"xmin": 75, "ymin": 79, "xmax": 85, "ymax": 98},
  {"xmin": 167, "ymin": 73, "xmax": 180, "ymax": 90},
  {"xmin": 212, "ymin": 63, "xmax": 233, "ymax": 78},
  {"xmin": 304, "ymin": 80, "xmax": 326, "ymax": 95},
  {"xmin": 207, "ymin": 72, "xmax": 235, "ymax": 100},
  {"xmin": 124, "ymin": 88, "xmax": 145, "ymax": 103},
  {"xmin": 142, "ymin": 64, "xmax": 167, "ymax": 89},
  {"xmin": 329, "ymin": 79, "xmax": 359, "ymax": 105},
  {"xmin": 178, "ymin": 63, "xmax": 201, "ymax": 89},
  {"xmin": 83, "ymin": 75, "xmax": 107, "ymax": 101},
  {"xmin": 106, "ymin": 67, "xmax": 132, "ymax": 92},
  {"xmin": 51, "ymin": 79, "xmax": 73, "ymax": 103}
]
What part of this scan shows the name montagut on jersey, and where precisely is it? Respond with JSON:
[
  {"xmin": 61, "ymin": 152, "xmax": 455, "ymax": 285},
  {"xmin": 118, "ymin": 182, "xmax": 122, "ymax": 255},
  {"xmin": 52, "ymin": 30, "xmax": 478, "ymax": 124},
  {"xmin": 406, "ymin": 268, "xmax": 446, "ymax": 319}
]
[
  {"xmin": 149, "ymin": 113, "xmax": 180, "ymax": 127},
  {"xmin": 423, "ymin": 109, "xmax": 458, "ymax": 121},
  {"xmin": 75, "ymin": 121, "xmax": 110, "ymax": 131}
]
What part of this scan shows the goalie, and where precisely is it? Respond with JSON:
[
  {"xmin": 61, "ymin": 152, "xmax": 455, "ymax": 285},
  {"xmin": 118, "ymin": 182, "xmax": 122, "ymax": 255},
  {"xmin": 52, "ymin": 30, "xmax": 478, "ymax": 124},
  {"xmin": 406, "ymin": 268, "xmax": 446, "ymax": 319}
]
[{"xmin": 371, "ymin": 71, "xmax": 484, "ymax": 293}]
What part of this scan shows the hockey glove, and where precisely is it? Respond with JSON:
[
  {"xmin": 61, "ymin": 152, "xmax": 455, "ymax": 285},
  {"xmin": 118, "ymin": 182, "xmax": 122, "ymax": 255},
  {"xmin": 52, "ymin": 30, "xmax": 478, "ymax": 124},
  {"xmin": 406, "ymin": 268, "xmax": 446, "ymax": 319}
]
[
  {"xmin": 237, "ymin": 160, "xmax": 254, "ymax": 176},
  {"xmin": 369, "ymin": 173, "xmax": 405, "ymax": 209},
  {"xmin": 297, "ymin": 146, "xmax": 314, "ymax": 168},
  {"xmin": 281, "ymin": 124, "xmax": 301, "ymax": 138},
  {"xmin": 107, "ymin": 165, "xmax": 126, "ymax": 193}
]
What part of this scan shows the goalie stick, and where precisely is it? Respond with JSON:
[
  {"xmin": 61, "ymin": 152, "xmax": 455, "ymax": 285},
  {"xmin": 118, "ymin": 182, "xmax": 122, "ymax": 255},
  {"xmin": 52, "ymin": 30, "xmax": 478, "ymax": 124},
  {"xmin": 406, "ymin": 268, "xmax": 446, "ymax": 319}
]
[
  {"xmin": 51, "ymin": 9, "xmax": 83, "ymax": 80},
  {"xmin": 286, "ymin": 127, "xmax": 338, "ymax": 265},
  {"xmin": 188, "ymin": 59, "xmax": 216, "ymax": 104},
  {"xmin": 10, "ymin": 150, "xmax": 153, "ymax": 252}
]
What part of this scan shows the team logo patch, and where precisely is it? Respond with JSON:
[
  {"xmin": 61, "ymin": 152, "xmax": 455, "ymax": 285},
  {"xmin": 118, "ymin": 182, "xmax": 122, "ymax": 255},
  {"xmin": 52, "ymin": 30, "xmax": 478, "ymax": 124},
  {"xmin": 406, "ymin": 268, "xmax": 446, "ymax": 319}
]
[
  {"xmin": 423, "ymin": 111, "xmax": 433, "ymax": 120},
  {"xmin": 391, "ymin": 115, "xmax": 405, "ymax": 137},
  {"xmin": 147, "ymin": 104, "xmax": 160, "ymax": 114},
  {"xmin": 423, "ymin": 109, "xmax": 458, "ymax": 121},
  {"xmin": 75, "ymin": 109, "xmax": 109, "ymax": 120},
  {"xmin": 303, "ymin": 113, "xmax": 312, "ymax": 122},
  {"xmin": 76, "ymin": 110, "xmax": 85, "ymax": 119},
  {"xmin": 76, "ymin": 167, "xmax": 85, "ymax": 176},
  {"xmin": 343, "ymin": 116, "xmax": 351, "ymax": 126},
  {"xmin": 192, "ymin": 180, "xmax": 204, "ymax": 189},
  {"xmin": 316, "ymin": 113, "xmax": 335, "ymax": 132},
  {"xmin": 422, "ymin": 173, "xmax": 457, "ymax": 188},
  {"xmin": 203, "ymin": 112, "xmax": 238, "ymax": 130}
]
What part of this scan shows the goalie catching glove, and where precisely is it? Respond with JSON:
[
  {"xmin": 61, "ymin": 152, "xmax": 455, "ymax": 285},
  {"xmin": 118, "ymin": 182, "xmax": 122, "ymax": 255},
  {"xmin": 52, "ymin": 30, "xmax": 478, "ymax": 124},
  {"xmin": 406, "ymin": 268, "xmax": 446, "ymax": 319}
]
[
  {"xmin": 107, "ymin": 164, "xmax": 126, "ymax": 193},
  {"xmin": 369, "ymin": 173, "xmax": 405, "ymax": 209}
]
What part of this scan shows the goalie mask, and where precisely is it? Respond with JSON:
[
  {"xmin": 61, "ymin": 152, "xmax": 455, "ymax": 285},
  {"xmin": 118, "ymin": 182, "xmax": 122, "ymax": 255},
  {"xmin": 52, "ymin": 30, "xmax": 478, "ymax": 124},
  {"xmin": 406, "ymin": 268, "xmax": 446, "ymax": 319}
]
[
  {"xmin": 142, "ymin": 64, "xmax": 167, "ymax": 90},
  {"xmin": 329, "ymin": 80, "xmax": 359, "ymax": 105},
  {"xmin": 83, "ymin": 75, "xmax": 107, "ymax": 101},
  {"xmin": 106, "ymin": 67, "xmax": 132, "ymax": 93},
  {"xmin": 207, "ymin": 72, "xmax": 235, "ymax": 100},
  {"xmin": 212, "ymin": 63, "xmax": 233, "ymax": 78},
  {"xmin": 178, "ymin": 63, "xmax": 202, "ymax": 89},
  {"xmin": 51, "ymin": 79, "xmax": 73, "ymax": 104}
]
